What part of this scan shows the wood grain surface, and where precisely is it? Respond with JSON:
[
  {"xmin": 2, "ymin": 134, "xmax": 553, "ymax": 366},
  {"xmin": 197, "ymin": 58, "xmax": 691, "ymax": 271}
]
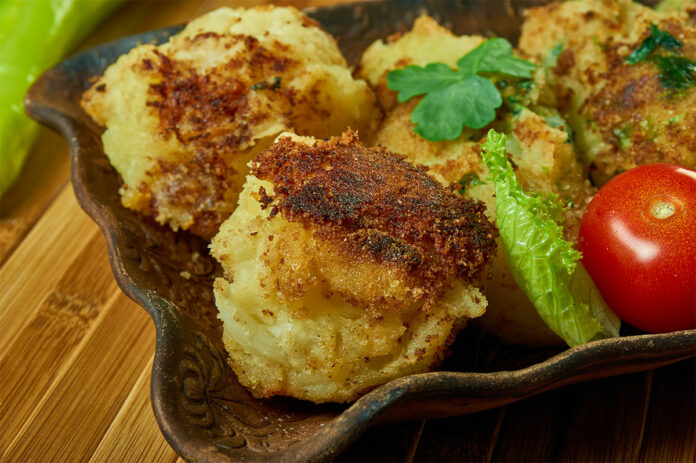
[{"xmin": 1, "ymin": 1, "xmax": 694, "ymax": 462}]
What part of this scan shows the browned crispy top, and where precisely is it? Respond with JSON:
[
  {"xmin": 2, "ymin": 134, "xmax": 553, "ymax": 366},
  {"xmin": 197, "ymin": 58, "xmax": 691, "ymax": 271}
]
[
  {"xmin": 252, "ymin": 131, "xmax": 497, "ymax": 306},
  {"xmin": 552, "ymin": 18, "xmax": 696, "ymax": 180},
  {"xmin": 139, "ymin": 33, "xmax": 299, "ymax": 238}
]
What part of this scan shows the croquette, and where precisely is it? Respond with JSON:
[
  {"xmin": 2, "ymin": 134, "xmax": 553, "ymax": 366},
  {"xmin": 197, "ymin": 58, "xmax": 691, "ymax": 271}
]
[
  {"xmin": 518, "ymin": 0, "xmax": 696, "ymax": 184},
  {"xmin": 358, "ymin": 14, "xmax": 596, "ymax": 345},
  {"xmin": 82, "ymin": 6, "xmax": 379, "ymax": 238},
  {"xmin": 210, "ymin": 131, "xmax": 497, "ymax": 403}
]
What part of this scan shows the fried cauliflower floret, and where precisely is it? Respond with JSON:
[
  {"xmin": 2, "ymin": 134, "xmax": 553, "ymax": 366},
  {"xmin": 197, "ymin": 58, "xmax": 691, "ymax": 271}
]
[
  {"xmin": 81, "ymin": 6, "xmax": 379, "ymax": 239},
  {"xmin": 358, "ymin": 16, "xmax": 595, "ymax": 345},
  {"xmin": 210, "ymin": 131, "xmax": 497, "ymax": 403},
  {"xmin": 518, "ymin": 0, "xmax": 696, "ymax": 184}
]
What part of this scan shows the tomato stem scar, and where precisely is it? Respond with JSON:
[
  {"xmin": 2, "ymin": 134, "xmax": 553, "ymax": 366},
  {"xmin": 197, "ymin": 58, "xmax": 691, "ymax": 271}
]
[{"xmin": 649, "ymin": 199, "xmax": 676, "ymax": 219}]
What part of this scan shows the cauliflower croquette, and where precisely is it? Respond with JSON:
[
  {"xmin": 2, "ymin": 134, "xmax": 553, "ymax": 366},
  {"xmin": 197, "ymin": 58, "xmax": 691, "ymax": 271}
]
[
  {"xmin": 518, "ymin": 0, "xmax": 696, "ymax": 184},
  {"xmin": 82, "ymin": 6, "xmax": 379, "ymax": 238},
  {"xmin": 359, "ymin": 14, "xmax": 595, "ymax": 345},
  {"xmin": 210, "ymin": 131, "xmax": 497, "ymax": 403}
]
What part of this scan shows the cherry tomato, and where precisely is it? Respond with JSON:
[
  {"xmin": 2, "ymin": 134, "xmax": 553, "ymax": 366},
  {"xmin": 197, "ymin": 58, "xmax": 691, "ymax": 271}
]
[{"xmin": 578, "ymin": 163, "xmax": 696, "ymax": 333}]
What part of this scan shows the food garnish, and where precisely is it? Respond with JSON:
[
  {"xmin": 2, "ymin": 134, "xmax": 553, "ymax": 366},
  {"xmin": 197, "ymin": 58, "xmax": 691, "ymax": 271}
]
[
  {"xmin": 625, "ymin": 23, "xmax": 682, "ymax": 64},
  {"xmin": 625, "ymin": 23, "xmax": 696, "ymax": 91},
  {"xmin": 386, "ymin": 38, "xmax": 534, "ymax": 141},
  {"xmin": 578, "ymin": 164, "xmax": 696, "ymax": 333},
  {"xmin": 481, "ymin": 130, "xmax": 620, "ymax": 346}
]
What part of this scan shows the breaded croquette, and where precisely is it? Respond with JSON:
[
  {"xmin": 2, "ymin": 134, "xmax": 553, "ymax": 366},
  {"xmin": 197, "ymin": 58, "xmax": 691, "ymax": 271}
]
[
  {"xmin": 82, "ymin": 6, "xmax": 379, "ymax": 238},
  {"xmin": 210, "ymin": 131, "xmax": 497, "ymax": 403},
  {"xmin": 518, "ymin": 0, "xmax": 696, "ymax": 184},
  {"xmin": 358, "ymin": 15, "xmax": 595, "ymax": 345}
]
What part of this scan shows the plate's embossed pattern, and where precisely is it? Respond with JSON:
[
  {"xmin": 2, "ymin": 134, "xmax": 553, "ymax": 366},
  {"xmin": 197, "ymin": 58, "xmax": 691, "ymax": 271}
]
[{"xmin": 25, "ymin": 1, "xmax": 694, "ymax": 461}]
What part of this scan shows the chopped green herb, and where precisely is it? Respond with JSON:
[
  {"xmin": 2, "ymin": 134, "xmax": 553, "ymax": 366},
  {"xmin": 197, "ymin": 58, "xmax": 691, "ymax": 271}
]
[
  {"xmin": 592, "ymin": 35, "xmax": 606, "ymax": 52},
  {"xmin": 458, "ymin": 172, "xmax": 486, "ymax": 193},
  {"xmin": 387, "ymin": 38, "xmax": 535, "ymax": 141},
  {"xmin": 654, "ymin": 55, "xmax": 696, "ymax": 90},
  {"xmin": 251, "ymin": 76, "xmax": 281, "ymax": 91},
  {"xmin": 625, "ymin": 23, "xmax": 682, "ymax": 64},
  {"xmin": 613, "ymin": 126, "xmax": 632, "ymax": 149},
  {"xmin": 544, "ymin": 43, "xmax": 564, "ymax": 70},
  {"xmin": 516, "ymin": 80, "xmax": 535, "ymax": 91},
  {"xmin": 667, "ymin": 114, "xmax": 684, "ymax": 125},
  {"xmin": 625, "ymin": 24, "xmax": 695, "ymax": 92}
]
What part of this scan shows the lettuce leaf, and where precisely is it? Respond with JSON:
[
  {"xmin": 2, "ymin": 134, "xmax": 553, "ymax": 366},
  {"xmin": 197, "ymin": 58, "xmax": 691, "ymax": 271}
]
[{"xmin": 481, "ymin": 130, "xmax": 620, "ymax": 346}]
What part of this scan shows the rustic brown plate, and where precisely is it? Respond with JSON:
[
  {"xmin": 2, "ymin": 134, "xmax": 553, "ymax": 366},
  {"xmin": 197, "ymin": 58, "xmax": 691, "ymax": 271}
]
[{"xmin": 25, "ymin": 0, "xmax": 695, "ymax": 461}]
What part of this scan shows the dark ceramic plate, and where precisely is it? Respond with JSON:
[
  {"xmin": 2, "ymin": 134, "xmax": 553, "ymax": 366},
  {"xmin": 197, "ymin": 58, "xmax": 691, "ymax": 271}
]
[{"xmin": 26, "ymin": 1, "xmax": 695, "ymax": 461}]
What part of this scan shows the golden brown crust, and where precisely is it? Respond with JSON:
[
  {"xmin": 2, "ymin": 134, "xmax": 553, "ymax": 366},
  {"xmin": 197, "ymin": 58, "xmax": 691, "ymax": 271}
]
[
  {"xmin": 520, "ymin": 2, "xmax": 696, "ymax": 182},
  {"xmin": 251, "ymin": 131, "xmax": 498, "ymax": 308},
  {"xmin": 578, "ymin": 19, "xmax": 696, "ymax": 178}
]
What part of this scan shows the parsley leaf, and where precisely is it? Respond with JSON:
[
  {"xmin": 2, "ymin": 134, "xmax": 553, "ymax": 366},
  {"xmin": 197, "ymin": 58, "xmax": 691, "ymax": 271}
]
[
  {"xmin": 387, "ymin": 38, "xmax": 535, "ymax": 141},
  {"xmin": 655, "ymin": 55, "xmax": 696, "ymax": 89},
  {"xmin": 624, "ymin": 24, "xmax": 696, "ymax": 92},
  {"xmin": 625, "ymin": 23, "xmax": 682, "ymax": 64},
  {"xmin": 456, "ymin": 38, "xmax": 536, "ymax": 78}
]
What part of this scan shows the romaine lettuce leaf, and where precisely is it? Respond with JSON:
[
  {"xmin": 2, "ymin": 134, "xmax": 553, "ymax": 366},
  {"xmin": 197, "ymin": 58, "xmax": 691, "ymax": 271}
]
[{"xmin": 481, "ymin": 130, "xmax": 620, "ymax": 346}]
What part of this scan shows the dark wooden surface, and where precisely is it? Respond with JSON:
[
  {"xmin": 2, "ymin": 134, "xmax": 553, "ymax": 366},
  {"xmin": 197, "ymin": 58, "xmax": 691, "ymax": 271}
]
[
  {"xmin": 338, "ymin": 359, "xmax": 695, "ymax": 462},
  {"xmin": 1, "ymin": 0, "xmax": 694, "ymax": 461}
]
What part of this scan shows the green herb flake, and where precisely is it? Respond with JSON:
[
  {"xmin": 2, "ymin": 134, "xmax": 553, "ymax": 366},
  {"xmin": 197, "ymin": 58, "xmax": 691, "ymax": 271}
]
[
  {"xmin": 613, "ymin": 126, "xmax": 632, "ymax": 149},
  {"xmin": 251, "ymin": 76, "xmax": 281, "ymax": 91},
  {"xmin": 655, "ymin": 55, "xmax": 696, "ymax": 90},
  {"xmin": 458, "ymin": 172, "xmax": 486, "ymax": 193},
  {"xmin": 667, "ymin": 114, "xmax": 684, "ymax": 125},
  {"xmin": 625, "ymin": 23, "xmax": 682, "ymax": 64},
  {"xmin": 387, "ymin": 38, "xmax": 535, "ymax": 141},
  {"xmin": 544, "ymin": 43, "xmax": 564, "ymax": 70}
]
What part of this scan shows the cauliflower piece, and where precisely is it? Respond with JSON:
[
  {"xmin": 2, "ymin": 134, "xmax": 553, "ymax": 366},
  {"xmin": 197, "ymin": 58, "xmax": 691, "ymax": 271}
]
[
  {"xmin": 210, "ymin": 131, "xmax": 497, "ymax": 403},
  {"xmin": 359, "ymin": 15, "xmax": 596, "ymax": 345},
  {"xmin": 82, "ymin": 6, "xmax": 380, "ymax": 238},
  {"xmin": 518, "ymin": 0, "xmax": 696, "ymax": 184}
]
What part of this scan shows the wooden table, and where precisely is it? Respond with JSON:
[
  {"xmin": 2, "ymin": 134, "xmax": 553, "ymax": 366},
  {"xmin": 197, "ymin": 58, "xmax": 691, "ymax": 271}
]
[{"xmin": 1, "ymin": 1, "xmax": 694, "ymax": 461}]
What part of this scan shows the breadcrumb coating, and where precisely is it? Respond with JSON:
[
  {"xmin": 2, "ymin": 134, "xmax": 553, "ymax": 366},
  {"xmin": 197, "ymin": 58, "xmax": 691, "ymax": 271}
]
[
  {"xmin": 359, "ymin": 14, "xmax": 596, "ymax": 345},
  {"xmin": 251, "ymin": 131, "xmax": 497, "ymax": 309},
  {"xmin": 82, "ymin": 6, "xmax": 379, "ymax": 238},
  {"xmin": 210, "ymin": 131, "xmax": 495, "ymax": 402},
  {"xmin": 518, "ymin": 0, "xmax": 696, "ymax": 184}
]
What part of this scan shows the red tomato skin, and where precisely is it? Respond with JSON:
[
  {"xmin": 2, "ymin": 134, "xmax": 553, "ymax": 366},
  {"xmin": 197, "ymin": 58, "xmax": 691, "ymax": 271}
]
[{"xmin": 578, "ymin": 164, "xmax": 696, "ymax": 333}]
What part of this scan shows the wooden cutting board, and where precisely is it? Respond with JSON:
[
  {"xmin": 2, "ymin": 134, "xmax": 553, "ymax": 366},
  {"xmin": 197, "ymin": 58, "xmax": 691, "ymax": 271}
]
[{"xmin": 1, "ymin": 1, "xmax": 694, "ymax": 461}]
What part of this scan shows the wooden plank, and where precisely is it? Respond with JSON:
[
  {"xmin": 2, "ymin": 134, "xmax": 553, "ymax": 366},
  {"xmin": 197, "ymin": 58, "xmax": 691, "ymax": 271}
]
[
  {"xmin": 0, "ymin": 231, "xmax": 119, "ymax": 452},
  {"xmin": 2, "ymin": 292, "xmax": 156, "ymax": 461},
  {"xmin": 0, "ymin": 187, "xmax": 103, "ymax": 353},
  {"xmin": 335, "ymin": 420, "xmax": 425, "ymax": 462},
  {"xmin": 91, "ymin": 357, "xmax": 180, "ymax": 463},
  {"xmin": 411, "ymin": 407, "xmax": 506, "ymax": 461},
  {"xmin": 0, "ymin": 129, "xmax": 70, "ymax": 266},
  {"xmin": 491, "ymin": 389, "xmax": 563, "ymax": 461},
  {"xmin": 552, "ymin": 371, "xmax": 652, "ymax": 462},
  {"xmin": 639, "ymin": 360, "xmax": 696, "ymax": 462}
]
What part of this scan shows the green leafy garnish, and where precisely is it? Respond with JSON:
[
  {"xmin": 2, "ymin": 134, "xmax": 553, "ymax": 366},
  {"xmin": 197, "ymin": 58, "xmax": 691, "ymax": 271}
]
[
  {"xmin": 481, "ymin": 130, "xmax": 620, "ymax": 347},
  {"xmin": 387, "ymin": 38, "xmax": 535, "ymax": 141},
  {"xmin": 625, "ymin": 23, "xmax": 682, "ymax": 64},
  {"xmin": 655, "ymin": 55, "xmax": 696, "ymax": 89},
  {"xmin": 613, "ymin": 126, "xmax": 632, "ymax": 149},
  {"xmin": 544, "ymin": 43, "xmax": 564, "ymax": 70},
  {"xmin": 457, "ymin": 172, "xmax": 486, "ymax": 193},
  {"xmin": 624, "ymin": 24, "xmax": 696, "ymax": 92}
]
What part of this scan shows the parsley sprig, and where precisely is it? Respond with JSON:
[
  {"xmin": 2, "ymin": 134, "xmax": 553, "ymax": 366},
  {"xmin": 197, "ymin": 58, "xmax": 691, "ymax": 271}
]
[
  {"xmin": 625, "ymin": 23, "xmax": 681, "ymax": 64},
  {"xmin": 625, "ymin": 23, "xmax": 696, "ymax": 92},
  {"xmin": 387, "ymin": 38, "xmax": 535, "ymax": 141}
]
